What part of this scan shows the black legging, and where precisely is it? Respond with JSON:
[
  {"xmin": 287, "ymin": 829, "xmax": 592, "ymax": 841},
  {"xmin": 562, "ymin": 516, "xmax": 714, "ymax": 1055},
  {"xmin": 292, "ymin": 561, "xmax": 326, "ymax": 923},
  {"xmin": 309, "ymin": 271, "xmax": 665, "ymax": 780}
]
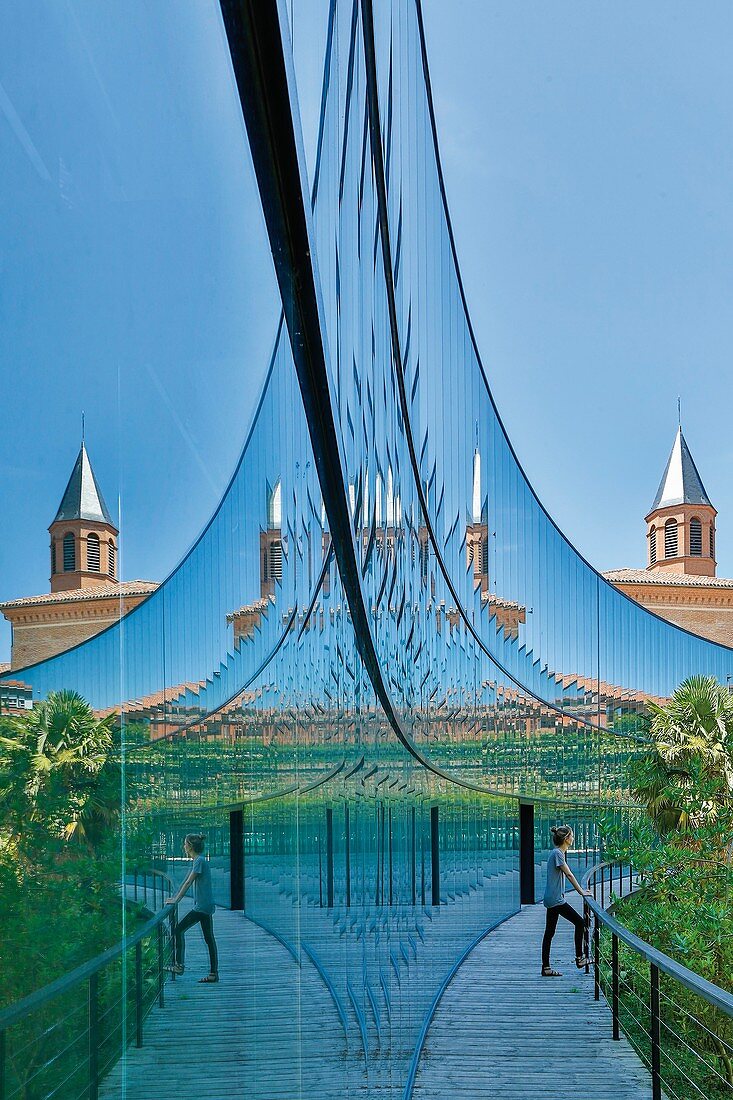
[
  {"xmin": 542, "ymin": 902, "xmax": 585, "ymax": 968},
  {"xmin": 174, "ymin": 910, "xmax": 219, "ymax": 975}
]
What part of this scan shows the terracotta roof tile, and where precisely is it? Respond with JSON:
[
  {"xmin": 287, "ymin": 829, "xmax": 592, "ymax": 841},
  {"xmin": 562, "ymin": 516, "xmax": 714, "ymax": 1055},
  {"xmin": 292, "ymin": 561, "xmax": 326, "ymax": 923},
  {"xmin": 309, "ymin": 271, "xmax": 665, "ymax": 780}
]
[
  {"xmin": 0, "ymin": 580, "xmax": 158, "ymax": 611},
  {"xmin": 604, "ymin": 568, "xmax": 733, "ymax": 589}
]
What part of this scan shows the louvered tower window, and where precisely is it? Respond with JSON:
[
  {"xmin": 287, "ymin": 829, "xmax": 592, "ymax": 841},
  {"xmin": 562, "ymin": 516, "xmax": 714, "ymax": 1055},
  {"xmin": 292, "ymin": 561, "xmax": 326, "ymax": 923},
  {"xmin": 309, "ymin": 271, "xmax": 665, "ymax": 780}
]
[
  {"xmin": 63, "ymin": 532, "xmax": 75, "ymax": 572},
  {"xmin": 664, "ymin": 519, "xmax": 678, "ymax": 559},
  {"xmin": 649, "ymin": 527, "xmax": 657, "ymax": 565},
  {"xmin": 109, "ymin": 542, "xmax": 116, "ymax": 577},
  {"xmin": 51, "ymin": 541, "xmax": 56, "ymax": 574},
  {"xmin": 87, "ymin": 533, "xmax": 100, "ymax": 571},
  {"xmin": 710, "ymin": 526, "xmax": 715, "ymax": 561},
  {"xmin": 419, "ymin": 538, "xmax": 429, "ymax": 585},
  {"xmin": 269, "ymin": 538, "xmax": 283, "ymax": 582},
  {"xmin": 689, "ymin": 518, "xmax": 702, "ymax": 556}
]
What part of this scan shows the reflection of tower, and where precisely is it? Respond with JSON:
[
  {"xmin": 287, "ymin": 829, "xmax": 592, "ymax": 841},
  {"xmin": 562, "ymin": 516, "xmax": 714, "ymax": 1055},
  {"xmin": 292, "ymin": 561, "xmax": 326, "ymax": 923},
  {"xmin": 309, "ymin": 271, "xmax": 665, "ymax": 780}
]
[
  {"xmin": 466, "ymin": 445, "xmax": 489, "ymax": 595},
  {"xmin": 260, "ymin": 480, "xmax": 283, "ymax": 598},
  {"xmin": 49, "ymin": 441, "xmax": 118, "ymax": 592},
  {"xmin": 645, "ymin": 427, "xmax": 717, "ymax": 578}
]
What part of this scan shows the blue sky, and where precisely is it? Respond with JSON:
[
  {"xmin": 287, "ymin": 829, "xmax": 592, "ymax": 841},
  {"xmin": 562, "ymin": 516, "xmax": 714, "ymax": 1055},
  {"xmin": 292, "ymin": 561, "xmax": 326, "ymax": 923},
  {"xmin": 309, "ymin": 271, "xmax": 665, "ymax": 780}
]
[{"xmin": 1, "ymin": 1, "xmax": 732, "ymax": 663}]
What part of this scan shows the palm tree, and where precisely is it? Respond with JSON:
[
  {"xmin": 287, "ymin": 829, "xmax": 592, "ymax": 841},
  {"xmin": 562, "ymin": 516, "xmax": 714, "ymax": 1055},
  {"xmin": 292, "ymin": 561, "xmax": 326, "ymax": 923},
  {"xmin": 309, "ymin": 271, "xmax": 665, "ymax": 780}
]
[
  {"xmin": 0, "ymin": 689, "xmax": 118, "ymax": 855},
  {"xmin": 630, "ymin": 676, "xmax": 733, "ymax": 848}
]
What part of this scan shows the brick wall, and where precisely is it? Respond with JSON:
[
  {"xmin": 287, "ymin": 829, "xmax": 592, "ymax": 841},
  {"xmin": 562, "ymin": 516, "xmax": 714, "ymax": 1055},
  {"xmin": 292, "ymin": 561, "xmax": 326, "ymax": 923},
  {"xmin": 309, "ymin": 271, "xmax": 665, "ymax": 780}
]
[
  {"xmin": 11, "ymin": 616, "xmax": 118, "ymax": 668},
  {"xmin": 6, "ymin": 593, "xmax": 151, "ymax": 670},
  {"xmin": 612, "ymin": 583, "xmax": 733, "ymax": 648}
]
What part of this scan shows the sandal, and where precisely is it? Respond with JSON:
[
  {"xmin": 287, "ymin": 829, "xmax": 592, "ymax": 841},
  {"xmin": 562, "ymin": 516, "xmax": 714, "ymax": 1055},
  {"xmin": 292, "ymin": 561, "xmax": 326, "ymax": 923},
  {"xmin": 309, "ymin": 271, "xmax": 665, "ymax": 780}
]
[
  {"xmin": 575, "ymin": 956, "xmax": 589, "ymax": 969},
  {"xmin": 165, "ymin": 963, "xmax": 184, "ymax": 975},
  {"xmin": 198, "ymin": 973, "xmax": 219, "ymax": 983},
  {"xmin": 541, "ymin": 966, "xmax": 562, "ymax": 977}
]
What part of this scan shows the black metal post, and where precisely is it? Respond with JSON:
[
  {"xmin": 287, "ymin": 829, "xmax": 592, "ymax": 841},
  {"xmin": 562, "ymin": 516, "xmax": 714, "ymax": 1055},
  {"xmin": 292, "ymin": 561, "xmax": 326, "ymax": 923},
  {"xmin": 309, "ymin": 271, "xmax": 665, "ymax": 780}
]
[
  {"xmin": 134, "ymin": 868, "xmax": 138, "ymax": 902},
  {"xmin": 318, "ymin": 834, "xmax": 323, "ymax": 907},
  {"xmin": 326, "ymin": 807, "xmax": 334, "ymax": 909},
  {"xmin": 594, "ymin": 915, "xmax": 600, "ymax": 1001},
  {"xmin": 229, "ymin": 809, "xmax": 245, "ymax": 911},
  {"xmin": 135, "ymin": 941, "xmax": 143, "ymax": 1048},
  {"xmin": 430, "ymin": 805, "xmax": 440, "ymax": 907},
  {"xmin": 410, "ymin": 806, "xmax": 416, "ymax": 906},
  {"xmin": 170, "ymin": 907, "xmax": 178, "ymax": 981},
  {"xmin": 607, "ymin": 932, "xmax": 611, "ymax": 1034},
  {"xmin": 345, "ymin": 803, "xmax": 351, "ymax": 908},
  {"xmin": 388, "ymin": 806, "xmax": 393, "ymax": 906},
  {"xmin": 651, "ymin": 963, "xmax": 662, "ymax": 1100},
  {"xmin": 380, "ymin": 804, "xmax": 385, "ymax": 905},
  {"xmin": 518, "ymin": 801, "xmax": 535, "ymax": 904},
  {"xmin": 601, "ymin": 865, "xmax": 605, "ymax": 909},
  {"xmin": 88, "ymin": 973, "xmax": 99, "ymax": 1100},
  {"xmin": 157, "ymin": 923, "xmax": 165, "ymax": 1008},
  {"xmin": 420, "ymin": 819, "xmax": 426, "ymax": 906}
]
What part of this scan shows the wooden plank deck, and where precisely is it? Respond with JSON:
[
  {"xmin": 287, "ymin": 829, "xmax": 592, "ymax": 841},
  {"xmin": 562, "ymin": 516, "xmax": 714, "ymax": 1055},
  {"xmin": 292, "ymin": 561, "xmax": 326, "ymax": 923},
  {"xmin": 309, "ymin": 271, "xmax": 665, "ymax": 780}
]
[
  {"xmin": 99, "ymin": 907, "xmax": 347, "ymax": 1099},
  {"xmin": 413, "ymin": 899, "xmax": 653, "ymax": 1099},
  {"xmin": 103, "ymin": 862, "xmax": 652, "ymax": 1098}
]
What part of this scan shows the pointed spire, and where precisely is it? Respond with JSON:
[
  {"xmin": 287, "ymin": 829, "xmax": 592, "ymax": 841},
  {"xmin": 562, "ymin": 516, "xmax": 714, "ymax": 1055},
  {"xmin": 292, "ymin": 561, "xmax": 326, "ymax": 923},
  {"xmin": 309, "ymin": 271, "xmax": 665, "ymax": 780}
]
[
  {"xmin": 52, "ymin": 443, "xmax": 115, "ymax": 527},
  {"xmin": 649, "ymin": 427, "xmax": 712, "ymax": 513}
]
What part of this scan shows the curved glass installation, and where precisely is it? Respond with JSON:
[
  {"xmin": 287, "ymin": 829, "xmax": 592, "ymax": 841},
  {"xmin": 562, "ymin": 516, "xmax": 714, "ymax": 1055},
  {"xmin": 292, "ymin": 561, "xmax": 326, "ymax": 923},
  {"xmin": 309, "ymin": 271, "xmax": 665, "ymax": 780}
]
[{"xmin": 2, "ymin": 0, "xmax": 731, "ymax": 1095}]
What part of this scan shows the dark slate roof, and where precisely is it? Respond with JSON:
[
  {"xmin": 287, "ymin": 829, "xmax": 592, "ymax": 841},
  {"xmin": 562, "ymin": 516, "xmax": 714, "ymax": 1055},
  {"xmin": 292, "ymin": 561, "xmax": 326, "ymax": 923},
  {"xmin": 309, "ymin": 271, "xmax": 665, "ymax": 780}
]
[
  {"xmin": 52, "ymin": 444, "xmax": 115, "ymax": 527},
  {"xmin": 649, "ymin": 428, "xmax": 712, "ymax": 513}
]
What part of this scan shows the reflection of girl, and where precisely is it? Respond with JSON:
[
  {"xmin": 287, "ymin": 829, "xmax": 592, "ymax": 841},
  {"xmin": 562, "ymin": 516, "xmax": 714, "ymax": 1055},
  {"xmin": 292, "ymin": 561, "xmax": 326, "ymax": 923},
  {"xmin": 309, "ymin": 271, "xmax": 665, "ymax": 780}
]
[
  {"xmin": 541, "ymin": 825, "xmax": 591, "ymax": 977},
  {"xmin": 165, "ymin": 834, "xmax": 219, "ymax": 984}
]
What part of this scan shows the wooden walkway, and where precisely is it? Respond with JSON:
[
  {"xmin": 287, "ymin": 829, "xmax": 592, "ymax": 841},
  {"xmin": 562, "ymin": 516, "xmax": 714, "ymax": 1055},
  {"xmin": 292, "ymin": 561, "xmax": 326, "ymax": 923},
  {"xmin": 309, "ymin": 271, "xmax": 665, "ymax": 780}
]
[
  {"xmin": 99, "ymin": 908, "xmax": 347, "ymax": 1099},
  {"xmin": 102, "ymin": 867, "xmax": 653, "ymax": 1098},
  {"xmin": 413, "ymin": 899, "xmax": 653, "ymax": 1099}
]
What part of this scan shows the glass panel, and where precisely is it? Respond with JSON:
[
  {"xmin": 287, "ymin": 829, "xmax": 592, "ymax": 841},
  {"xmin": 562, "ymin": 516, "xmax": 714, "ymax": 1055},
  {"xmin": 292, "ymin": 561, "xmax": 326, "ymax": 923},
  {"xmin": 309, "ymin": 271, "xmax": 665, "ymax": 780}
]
[{"xmin": 3, "ymin": 2, "xmax": 732, "ymax": 1097}]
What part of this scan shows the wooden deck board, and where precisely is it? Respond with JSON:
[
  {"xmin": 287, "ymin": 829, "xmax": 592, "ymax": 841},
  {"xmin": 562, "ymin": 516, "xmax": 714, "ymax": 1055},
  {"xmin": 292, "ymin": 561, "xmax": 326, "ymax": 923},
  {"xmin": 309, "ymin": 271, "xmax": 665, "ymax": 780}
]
[
  {"xmin": 99, "ymin": 907, "xmax": 348, "ymax": 1099},
  {"xmin": 414, "ymin": 899, "xmax": 653, "ymax": 1099},
  {"xmin": 102, "ymin": 861, "xmax": 652, "ymax": 1098}
]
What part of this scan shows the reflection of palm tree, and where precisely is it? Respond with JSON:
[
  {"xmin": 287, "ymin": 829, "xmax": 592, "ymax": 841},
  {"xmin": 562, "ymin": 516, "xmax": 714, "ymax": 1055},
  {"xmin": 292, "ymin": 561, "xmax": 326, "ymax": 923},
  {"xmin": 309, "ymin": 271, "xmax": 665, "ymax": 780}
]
[
  {"xmin": 631, "ymin": 676, "xmax": 733, "ymax": 841},
  {"xmin": 2, "ymin": 689, "xmax": 118, "ymax": 853}
]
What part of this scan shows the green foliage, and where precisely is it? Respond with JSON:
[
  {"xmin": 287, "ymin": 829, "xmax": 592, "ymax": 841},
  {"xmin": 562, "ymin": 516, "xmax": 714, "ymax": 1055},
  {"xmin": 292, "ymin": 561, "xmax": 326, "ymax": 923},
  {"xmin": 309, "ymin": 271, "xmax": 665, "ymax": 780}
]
[
  {"xmin": 631, "ymin": 674, "xmax": 733, "ymax": 844},
  {"xmin": 0, "ymin": 691, "xmax": 167, "ymax": 1098},
  {"xmin": 0, "ymin": 691, "xmax": 148, "ymax": 1007},
  {"xmin": 601, "ymin": 676, "xmax": 733, "ymax": 1097}
]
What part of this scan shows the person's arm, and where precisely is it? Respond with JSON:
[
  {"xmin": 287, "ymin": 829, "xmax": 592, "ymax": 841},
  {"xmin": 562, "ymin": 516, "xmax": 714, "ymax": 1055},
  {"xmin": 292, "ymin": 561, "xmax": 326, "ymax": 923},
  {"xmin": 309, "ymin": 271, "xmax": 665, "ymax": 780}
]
[
  {"xmin": 164, "ymin": 868, "xmax": 197, "ymax": 907},
  {"xmin": 561, "ymin": 862, "xmax": 592, "ymax": 897}
]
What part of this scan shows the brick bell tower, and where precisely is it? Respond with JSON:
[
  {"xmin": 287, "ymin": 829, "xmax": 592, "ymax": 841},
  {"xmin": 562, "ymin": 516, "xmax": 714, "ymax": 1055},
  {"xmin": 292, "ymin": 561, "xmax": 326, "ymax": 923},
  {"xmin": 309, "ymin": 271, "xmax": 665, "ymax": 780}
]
[
  {"xmin": 645, "ymin": 426, "xmax": 717, "ymax": 578},
  {"xmin": 49, "ymin": 440, "xmax": 119, "ymax": 592}
]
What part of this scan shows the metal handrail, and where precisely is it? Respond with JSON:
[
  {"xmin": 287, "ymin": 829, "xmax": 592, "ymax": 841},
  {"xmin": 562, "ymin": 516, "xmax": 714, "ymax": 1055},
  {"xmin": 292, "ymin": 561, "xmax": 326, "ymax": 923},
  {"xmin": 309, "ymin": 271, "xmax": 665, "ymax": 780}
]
[
  {"xmin": 582, "ymin": 861, "xmax": 733, "ymax": 1018},
  {"xmin": 582, "ymin": 858, "xmax": 733, "ymax": 1100},
  {"xmin": 0, "ymin": 870, "xmax": 178, "ymax": 1100},
  {"xmin": 0, "ymin": 908, "xmax": 175, "ymax": 1035},
  {"xmin": 125, "ymin": 867, "xmax": 176, "ymax": 911}
]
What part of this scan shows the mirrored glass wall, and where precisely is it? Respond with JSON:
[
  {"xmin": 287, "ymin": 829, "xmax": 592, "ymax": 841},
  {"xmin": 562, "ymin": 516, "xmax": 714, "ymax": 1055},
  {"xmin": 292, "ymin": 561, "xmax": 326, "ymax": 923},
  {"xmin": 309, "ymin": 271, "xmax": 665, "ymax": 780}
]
[{"xmin": 2, "ymin": 0, "xmax": 731, "ymax": 1096}]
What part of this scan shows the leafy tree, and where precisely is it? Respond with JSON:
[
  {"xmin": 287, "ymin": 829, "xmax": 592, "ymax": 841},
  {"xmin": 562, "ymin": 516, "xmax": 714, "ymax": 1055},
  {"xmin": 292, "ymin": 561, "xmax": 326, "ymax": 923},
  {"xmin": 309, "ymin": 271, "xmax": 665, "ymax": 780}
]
[
  {"xmin": 1, "ymin": 689, "xmax": 119, "ymax": 860},
  {"xmin": 629, "ymin": 675, "xmax": 733, "ymax": 852},
  {"xmin": 602, "ymin": 676, "xmax": 733, "ymax": 1096}
]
